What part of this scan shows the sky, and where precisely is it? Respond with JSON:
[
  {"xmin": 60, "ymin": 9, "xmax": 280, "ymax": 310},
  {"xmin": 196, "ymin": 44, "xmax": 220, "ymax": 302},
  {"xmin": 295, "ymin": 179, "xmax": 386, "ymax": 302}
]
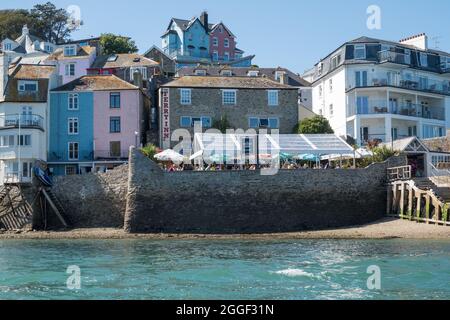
[{"xmin": 2, "ymin": 0, "xmax": 450, "ymax": 74}]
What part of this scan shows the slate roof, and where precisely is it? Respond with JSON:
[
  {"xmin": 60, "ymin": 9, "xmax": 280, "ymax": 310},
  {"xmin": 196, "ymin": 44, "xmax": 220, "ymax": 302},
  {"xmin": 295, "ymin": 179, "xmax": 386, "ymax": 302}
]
[
  {"xmin": 91, "ymin": 53, "xmax": 159, "ymax": 69},
  {"xmin": 11, "ymin": 64, "xmax": 55, "ymax": 79},
  {"xmin": 177, "ymin": 66, "xmax": 310, "ymax": 87},
  {"xmin": 161, "ymin": 76, "xmax": 296, "ymax": 89},
  {"xmin": 52, "ymin": 75, "xmax": 139, "ymax": 92},
  {"xmin": 46, "ymin": 46, "xmax": 96, "ymax": 61}
]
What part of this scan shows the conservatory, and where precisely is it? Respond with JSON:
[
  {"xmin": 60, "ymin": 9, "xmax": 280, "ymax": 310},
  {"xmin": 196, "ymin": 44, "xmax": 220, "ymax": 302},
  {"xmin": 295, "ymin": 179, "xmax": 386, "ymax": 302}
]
[{"xmin": 190, "ymin": 133, "xmax": 355, "ymax": 166}]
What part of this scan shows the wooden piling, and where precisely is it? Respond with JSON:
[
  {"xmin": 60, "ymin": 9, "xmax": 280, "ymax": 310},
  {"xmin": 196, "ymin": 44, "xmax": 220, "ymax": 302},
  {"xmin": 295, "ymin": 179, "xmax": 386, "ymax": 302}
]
[{"xmin": 407, "ymin": 184, "xmax": 413, "ymax": 220}]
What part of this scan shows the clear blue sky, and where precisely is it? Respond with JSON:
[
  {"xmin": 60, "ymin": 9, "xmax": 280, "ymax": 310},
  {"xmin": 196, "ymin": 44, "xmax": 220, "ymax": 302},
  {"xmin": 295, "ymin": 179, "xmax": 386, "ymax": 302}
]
[{"xmin": 2, "ymin": 0, "xmax": 449, "ymax": 74}]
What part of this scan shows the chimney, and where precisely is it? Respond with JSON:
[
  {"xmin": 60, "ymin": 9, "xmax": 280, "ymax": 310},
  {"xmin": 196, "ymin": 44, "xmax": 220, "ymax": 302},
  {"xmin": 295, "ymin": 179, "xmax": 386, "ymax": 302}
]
[
  {"xmin": 0, "ymin": 53, "xmax": 9, "ymax": 99},
  {"xmin": 200, "ymin": 11, "xmax": 209, "ymax": 32},
  {"xmin": 22, "ymin": 24, "xmax": 29, "ymax": 36},
  {"xmin": 399, "ymin": 33, "xmax": 428, "ymax": 51}
]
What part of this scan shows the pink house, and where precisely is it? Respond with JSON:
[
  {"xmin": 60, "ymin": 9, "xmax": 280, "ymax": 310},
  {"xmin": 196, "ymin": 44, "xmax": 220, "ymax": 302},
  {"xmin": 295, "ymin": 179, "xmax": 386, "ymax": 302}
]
[
  {"xmin": 46, "ymin": 45, "xmax": 97, "ymax": 85},
  {"xmin": 93, "ymin": 88, "xmax": 144, "ymax": 159},
  {"xmin": 209, "ymin": 23, "xmax": 236, "ymax": 62}
]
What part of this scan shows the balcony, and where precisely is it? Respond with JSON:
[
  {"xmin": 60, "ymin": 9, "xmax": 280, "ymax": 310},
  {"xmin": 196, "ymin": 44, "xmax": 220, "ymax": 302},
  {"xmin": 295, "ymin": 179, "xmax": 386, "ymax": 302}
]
[
  {"xmin": 348, "ymin": 74, "xmax": 450, "ymax": 96},
  {"xmin": 47, "ymin": 151, "xmax": 94, "ymax": 162},
  {"xmin": 378, "ymin": 50, "xmax": 411, "ymax": 66},
  {"xmin": 348, "ymin": 100, "xmax": 445, "ymax": 121},
  {"xmin": 94, "ymin": 150, "xmax": 129, "ymax": 161},
  {"xmin": 0, "ymin": 114, "xmax": 44, "ymax": 131}
]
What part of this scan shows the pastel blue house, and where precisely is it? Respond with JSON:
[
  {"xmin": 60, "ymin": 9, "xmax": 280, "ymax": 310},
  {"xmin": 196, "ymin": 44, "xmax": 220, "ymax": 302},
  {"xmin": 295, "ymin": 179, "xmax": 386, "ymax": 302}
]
[
  {"xmin": 48, "ymin": 91, "xmax": 94, "ymax": 176},
  {"xmin": 161, "ymin": 11, "xmax": 254, "ymax": 68}
]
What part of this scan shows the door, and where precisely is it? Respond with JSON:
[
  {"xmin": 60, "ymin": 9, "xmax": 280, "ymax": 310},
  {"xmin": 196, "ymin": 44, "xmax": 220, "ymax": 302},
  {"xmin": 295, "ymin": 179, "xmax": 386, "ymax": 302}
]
[
  {"xmin": 355, "ymin": 71, "xmax": 368, "ymax": 87},
  {"xmin": 392, "ymin": 128, "xmax": 398, "ymax": 141},
  {"xmin": 360, "ymin": 127, "xmax": 369, "ymax": 142},
  {"xmin": 110, "ymin": 141, "xmax": 121, "ymax": 158},
  {"xmin": 22, "ymin": 106, "xmax": 32, "ymax": 126},
  {"xmin": 357, "ymin": 96, "xmax": 369, "ymax": 114},
  {"xmin": 389, "ymin": 98, "xmax": 398, "ymax": 114}
]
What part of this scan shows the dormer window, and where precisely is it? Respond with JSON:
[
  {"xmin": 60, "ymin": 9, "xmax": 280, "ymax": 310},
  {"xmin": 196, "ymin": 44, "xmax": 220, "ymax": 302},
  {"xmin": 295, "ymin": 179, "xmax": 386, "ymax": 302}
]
[
  {"xmin": 64, "ymin": 45, "xmax": 77, "ymax": 57},
  {"xmin": 247, "ymin": 70, "xmax": 259, "ymax": 77},
  {"xmin": 354, "ymin": 44, "xmax": 366, "ymax": 60},
  {"xmin": 18, "ymin": 80, "xmax": 38, "ymax": 92},
  {"xmin": 221, "ymin": 70, "xmax": 232, "ymax": 76}
]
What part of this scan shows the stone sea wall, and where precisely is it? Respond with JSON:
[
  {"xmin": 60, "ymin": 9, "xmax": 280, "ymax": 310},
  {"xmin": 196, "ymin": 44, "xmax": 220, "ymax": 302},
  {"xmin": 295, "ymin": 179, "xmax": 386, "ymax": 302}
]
[
  {"xmin": 123, "ymin": 149, "xmax": 407, "ymax": 234},
  {"xmin": 40, "ymin": 149, "xmax": 406, "ymax": 233},
  {"xmin": 49, "ymin": 165, "xmax": 128, "ymax": 228}
]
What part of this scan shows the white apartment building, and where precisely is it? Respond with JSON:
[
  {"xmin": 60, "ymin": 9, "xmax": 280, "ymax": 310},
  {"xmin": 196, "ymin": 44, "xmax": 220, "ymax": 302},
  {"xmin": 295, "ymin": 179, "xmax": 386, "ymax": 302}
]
[
  {"xmin": 0, "ymin": 56, "xmax": 57, "ymax": 184},
  {"xmin": 308, "ymin": 34, "xmax": 450, "ymax": 146}
]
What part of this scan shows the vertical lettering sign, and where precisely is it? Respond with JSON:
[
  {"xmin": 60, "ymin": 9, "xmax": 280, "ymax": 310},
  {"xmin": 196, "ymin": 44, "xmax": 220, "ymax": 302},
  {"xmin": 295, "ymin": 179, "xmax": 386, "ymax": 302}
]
[{"xmin": 161, "ymin": 88, "xmax": 170, "ymax": 149}]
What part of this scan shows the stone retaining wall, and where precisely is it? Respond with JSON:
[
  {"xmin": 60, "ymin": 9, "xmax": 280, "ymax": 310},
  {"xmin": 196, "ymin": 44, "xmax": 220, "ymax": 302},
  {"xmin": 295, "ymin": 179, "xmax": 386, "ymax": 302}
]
[
  {"xmin": 49, "ymin": 165, "xmax": 128, "ymax": 228},
  {"xmin": 124, "ymin": 149, "xmax": 407, "ymax": 234}
]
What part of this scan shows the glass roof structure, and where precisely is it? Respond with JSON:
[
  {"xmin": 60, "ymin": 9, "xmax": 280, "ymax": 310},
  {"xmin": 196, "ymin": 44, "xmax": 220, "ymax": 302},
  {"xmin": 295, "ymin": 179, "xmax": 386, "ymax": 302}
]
[{"xmin": 193, "ymin": 133, "xmax": 354, "ymax": 157}]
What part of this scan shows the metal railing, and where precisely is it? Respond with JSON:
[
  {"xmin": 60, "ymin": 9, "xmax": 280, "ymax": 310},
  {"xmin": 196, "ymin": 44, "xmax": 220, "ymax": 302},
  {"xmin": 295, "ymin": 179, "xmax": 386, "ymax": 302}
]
[
  {"xmin": 378, "ymin": 50, "xmax": 411, "ymax": 65},
  {"xmin": 387, "ymin": 165, "xmax": 412, "ymax": 181},
  {"xmin": 347, "ymin": 100, "xmax": 445, "ymax": 120},
  {"xmin": 47, "ymin": 151, "xmax": 94, "ymax": 162},
  {"xmin": 349, "ymin": 74, "xmax": 450, "ymax": 96},
  {"xmin": 0, "ymin": 114, "xmax": 44, "ymax": 130},
  {"xmin": 429, "ymin": 162, "xmax": 450, "ymax": 186},
  {"xmin": 94, "ymin": 150, "xmax": 129, "ymax": 160}
]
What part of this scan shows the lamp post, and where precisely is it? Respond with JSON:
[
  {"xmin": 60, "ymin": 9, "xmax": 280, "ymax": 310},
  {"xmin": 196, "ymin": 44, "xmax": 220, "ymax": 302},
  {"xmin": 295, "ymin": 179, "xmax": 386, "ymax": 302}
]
[{"xmin": 134, "ymin": 131, "xmax": 139, "ymax": 148}]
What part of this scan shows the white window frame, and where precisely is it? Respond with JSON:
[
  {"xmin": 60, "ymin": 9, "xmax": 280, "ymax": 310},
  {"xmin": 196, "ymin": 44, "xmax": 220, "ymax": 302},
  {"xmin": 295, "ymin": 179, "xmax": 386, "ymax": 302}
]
[
  {"xmin": 68, "ymin": 142, "xmax": 79, "ymax": 160},
  {"xmin": 17, "ymin": 134, "xmax": 31, "ymax": 147},
  {"xmin": 18, "ymin": 80, "xmax": 38, "ymax": 92},
  {"xmin": 130, "ymin": 66, "xmax": 148, "ymax": 81},
  {"xmin": 64, "ymin": 45, "xmax": 77, "ymax": 56},
  {"xmin": 68, "ymin": 93, "xmax": 79, "ymax": 110},
  {"xmin": 221, "ymin": 70, "xmax": 232, "ymax": 76},
  {"xmin": 213, "ymin": 37, "xmax": 218, "ymax": 47},
  {"xmin": 247, "ymin": 70, "xmax": 259, "ymax": 77},
  {"xmin": 267, "ymin": 90, "xmax": 279, "ymax": 106},
  {"xmin": 180, "ymin": 89, "xmax": 192, "ymax": 105},
  {"xmin": 329, "ymin": 104, "xmax": 334, "ymax": 117},
  {"xmin": 65, "ymin": 63, "xmax": 76, "ymax": 76},
  {"xmin": 249, "ymin": 117, "xmax": 279, "ymax": 129},
  {"xmin": 224, "ymin": 38, "xmax": 229, "ymax": 48},
  {"xmin": 224, "ymin": 52, "xmax": 230, "ymax": 61},
  {"xmin": 3, "ymin": 43, "xmax": 12, "ymax": 51},
  {"xmin": 213, "ymin": 51, "xmax": 219, "ymax": 61},
  {"xmin": 329, "ymin": 78, "xmax": 333, "ymax": 92},
  {"xmin": 65, "ymin": 165, "xmax": 77, "ymax": 176},
  {"xmin": 354, "ymin": 44, "xmax": 366, "ymax": 60},
  {"xmin": 68, "ymin": 117, "xmax": 79, "ymax": 135},
  {"xmin": 222, "ymin": 89, "xmax": 237, "ymax": 105}
]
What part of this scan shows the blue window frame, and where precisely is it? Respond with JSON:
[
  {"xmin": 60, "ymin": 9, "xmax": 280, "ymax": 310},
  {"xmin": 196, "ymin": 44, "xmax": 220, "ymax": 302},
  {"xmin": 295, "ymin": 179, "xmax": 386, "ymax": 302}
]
[
  {"xmin": 110, "ymin": 92, "xmax": 121, "ymax": 108},
  {"xmin": 110, "ymin": 117, "xmax": 121, "ymax": 133}
]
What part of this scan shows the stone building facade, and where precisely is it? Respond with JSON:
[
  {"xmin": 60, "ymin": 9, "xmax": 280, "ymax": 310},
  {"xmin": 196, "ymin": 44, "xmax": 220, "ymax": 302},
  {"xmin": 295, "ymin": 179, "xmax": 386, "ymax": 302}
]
[{"xmin": 159, "ymin": 76, "xmax": 299, "ymax": 149}]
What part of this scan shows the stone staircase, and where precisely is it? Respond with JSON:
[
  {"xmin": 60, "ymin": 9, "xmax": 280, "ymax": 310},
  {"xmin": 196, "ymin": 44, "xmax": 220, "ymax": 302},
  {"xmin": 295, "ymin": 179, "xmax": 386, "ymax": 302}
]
[{"xmin": 414, "ymin": 178, "xmax": 450, "ymax": 203}]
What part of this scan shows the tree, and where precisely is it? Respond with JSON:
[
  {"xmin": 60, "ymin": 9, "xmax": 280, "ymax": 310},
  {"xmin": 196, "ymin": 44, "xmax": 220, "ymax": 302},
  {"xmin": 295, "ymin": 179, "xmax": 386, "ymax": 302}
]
[
  {"xmin": 212, "ymin": 115, "xmax": 234, "ymax": 133},
  {"xmin": 141, "ymin": 144, "xmax": 160, "ymax": 160},
  {"xmin": 293, "ymin": 116, "xmax": 334, "ymax": 134},
  {"xmin": 30, "ymin": 2, "xmax": 78, "ymax": 43},
  {"xmin": 100, "ymin": 33, "xmax": 138, "ymax": 55},
  {"xmin": 0, "ymin": 10, "xmax": 35, "ymax": 40}
]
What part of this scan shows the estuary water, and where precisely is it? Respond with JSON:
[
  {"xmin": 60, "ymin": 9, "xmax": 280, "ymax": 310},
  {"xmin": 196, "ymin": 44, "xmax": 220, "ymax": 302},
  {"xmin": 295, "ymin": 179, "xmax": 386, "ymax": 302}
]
[{"xmin": 0, "ymin": 239, "xmax": 449, "ymax": 300}]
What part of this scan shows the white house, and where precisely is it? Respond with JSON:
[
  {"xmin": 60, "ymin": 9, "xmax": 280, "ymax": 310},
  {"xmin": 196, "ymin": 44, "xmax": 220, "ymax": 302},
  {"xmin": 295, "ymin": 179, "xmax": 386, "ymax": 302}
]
[
  {"xmin": 307, "ymin": 34, "xmax": 450, "ymax": 146},
  {"xmin": 0, "ymin": 62, "xmax": 57, "ymax": 184}
]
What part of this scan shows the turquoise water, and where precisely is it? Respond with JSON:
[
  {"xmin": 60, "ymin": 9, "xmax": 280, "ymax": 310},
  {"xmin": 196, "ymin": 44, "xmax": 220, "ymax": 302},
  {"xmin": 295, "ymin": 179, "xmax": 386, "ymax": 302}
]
[{"xmin": 0, "ymin": 239, "xmax": 449, "ymax": 300}]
